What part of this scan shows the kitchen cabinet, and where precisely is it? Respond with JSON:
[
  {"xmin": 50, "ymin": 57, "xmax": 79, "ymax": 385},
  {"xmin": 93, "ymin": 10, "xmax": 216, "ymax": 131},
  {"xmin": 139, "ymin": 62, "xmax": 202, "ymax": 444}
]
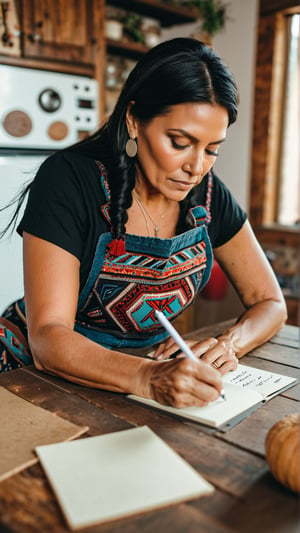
[{"xmin": 20, "ymin": 0, "xmax": 103, "ymax": 67}]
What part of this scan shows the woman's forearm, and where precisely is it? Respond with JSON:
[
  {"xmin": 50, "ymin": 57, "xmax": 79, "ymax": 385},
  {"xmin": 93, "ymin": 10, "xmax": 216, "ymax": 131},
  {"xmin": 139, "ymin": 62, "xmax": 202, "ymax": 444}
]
[
  {"xmin": 28, "ymin": 323, "xmax": 224, "ymax": 407},
  {"xmin": 213, "ymin": 221, "xmax": 288, "ymax": 359},
  {"xmin": 216, "ymin": 298, "xmax": 287, "ymax": 358},
  {"xmin": 29, "ymin": 323, "xmax": 153, "ymax": 396}
]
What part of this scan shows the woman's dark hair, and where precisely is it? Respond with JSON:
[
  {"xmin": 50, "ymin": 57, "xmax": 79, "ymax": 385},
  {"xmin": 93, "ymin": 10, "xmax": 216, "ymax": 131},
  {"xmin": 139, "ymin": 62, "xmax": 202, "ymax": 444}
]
[{"xmin": 2, "ymin": 38, "xmax": 239, "ymax": 240}]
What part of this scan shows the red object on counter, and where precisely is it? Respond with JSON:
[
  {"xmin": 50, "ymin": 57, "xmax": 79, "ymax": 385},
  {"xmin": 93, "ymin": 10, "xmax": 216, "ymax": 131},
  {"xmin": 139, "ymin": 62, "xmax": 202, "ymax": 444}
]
[{"xmin": 201, "ymin": 260, "xmax": 229, "ymax": 300}]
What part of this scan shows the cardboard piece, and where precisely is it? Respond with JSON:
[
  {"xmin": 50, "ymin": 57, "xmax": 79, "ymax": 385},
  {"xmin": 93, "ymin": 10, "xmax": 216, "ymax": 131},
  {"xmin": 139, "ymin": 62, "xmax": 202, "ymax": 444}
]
[{"xmin": 0, "ymin": 386, "xmax": 88, "ymax": 481}]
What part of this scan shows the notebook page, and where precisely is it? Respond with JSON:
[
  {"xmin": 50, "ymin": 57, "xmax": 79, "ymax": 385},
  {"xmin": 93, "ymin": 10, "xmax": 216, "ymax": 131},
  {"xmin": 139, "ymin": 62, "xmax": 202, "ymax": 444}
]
[{"xmin": 223, "ymin": 364, "xmax": 297, "ymax": 400}]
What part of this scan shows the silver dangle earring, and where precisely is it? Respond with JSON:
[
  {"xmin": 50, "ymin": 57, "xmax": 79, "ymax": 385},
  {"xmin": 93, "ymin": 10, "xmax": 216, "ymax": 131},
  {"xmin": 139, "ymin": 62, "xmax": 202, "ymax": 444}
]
[{"xmin": 125, "ymin": 138, "xmax": 137, "ymax": 158}]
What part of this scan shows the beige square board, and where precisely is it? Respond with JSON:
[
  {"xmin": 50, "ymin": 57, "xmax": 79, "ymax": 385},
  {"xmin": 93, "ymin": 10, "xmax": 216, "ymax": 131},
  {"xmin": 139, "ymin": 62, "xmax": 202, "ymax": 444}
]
[
  {"xmin": 0, "ymin": 386, "xmax": 88, "ymax": 481},
  {"xmin": 36, "ymin": 425, "xmax": 214, "ymax": 530}
]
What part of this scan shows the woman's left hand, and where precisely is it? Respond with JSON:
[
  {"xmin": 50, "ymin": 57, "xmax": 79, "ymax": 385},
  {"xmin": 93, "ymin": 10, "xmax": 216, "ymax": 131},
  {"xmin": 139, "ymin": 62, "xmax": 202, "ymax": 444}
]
[
  {"xmin": 197, "ymin": 337, "xmax": 238, "ymax": 374},
  {"xmin": 152, "ymin": 336, "xmax": 238, "ymax": 375}
]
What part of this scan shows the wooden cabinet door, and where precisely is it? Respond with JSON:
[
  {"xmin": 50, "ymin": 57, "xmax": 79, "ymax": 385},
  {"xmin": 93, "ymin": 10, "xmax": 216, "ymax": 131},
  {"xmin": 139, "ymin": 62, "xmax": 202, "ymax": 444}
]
[{"xmin": 21, "ymin": 0, "xmax": 102, "ymax": 65}]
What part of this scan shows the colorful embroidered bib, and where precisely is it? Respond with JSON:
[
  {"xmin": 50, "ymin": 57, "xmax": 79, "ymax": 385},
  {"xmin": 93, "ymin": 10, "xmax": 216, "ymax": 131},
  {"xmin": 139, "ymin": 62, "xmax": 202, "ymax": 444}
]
[{"xmin": 75, "ymin": 166, "xmax": 213, "ymax": 350}]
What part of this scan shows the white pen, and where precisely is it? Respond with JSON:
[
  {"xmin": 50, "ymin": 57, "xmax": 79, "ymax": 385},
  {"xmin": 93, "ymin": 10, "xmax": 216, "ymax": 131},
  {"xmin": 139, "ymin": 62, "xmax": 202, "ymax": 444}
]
[{"xmin": 155, "ymin": 310, "xmax": 226, "ymax": 401}]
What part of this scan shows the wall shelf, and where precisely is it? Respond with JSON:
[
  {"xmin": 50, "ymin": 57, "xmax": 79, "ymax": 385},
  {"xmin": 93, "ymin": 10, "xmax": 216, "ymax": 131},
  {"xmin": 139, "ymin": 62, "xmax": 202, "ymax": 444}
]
[
  {"xmin": 106, "ymin": 38, "xmax": 150, "ymax": 59},
  {"xmin": 106, "ymin": 0, "xmax": 197, "ymax": 27}
]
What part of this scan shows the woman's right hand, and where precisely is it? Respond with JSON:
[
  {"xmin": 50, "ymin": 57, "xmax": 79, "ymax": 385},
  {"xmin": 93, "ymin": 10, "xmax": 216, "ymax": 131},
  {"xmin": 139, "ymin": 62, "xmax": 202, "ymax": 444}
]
[{"xmin": 141, "ymin": 357, "xmax": 223, "ymax": 408}]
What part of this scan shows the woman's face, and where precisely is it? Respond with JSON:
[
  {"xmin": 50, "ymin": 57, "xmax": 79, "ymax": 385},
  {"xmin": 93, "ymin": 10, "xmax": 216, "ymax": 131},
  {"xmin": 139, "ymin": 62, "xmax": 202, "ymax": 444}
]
[{"xmin": 128, "ymin": 102, "xmax": 229, "ymax": 201}]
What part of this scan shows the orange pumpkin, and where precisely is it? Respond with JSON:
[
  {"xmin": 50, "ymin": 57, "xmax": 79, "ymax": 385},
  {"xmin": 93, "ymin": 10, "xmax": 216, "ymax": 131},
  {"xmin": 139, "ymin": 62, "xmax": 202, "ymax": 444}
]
[{"xmin": 265, "ymin": 413, "xmax": 300, "ymax": 493}]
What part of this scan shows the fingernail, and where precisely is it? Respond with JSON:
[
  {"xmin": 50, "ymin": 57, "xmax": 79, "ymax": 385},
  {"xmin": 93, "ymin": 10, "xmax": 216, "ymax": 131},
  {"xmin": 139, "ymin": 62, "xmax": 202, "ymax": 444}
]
[{"xmin": 209, "ymin": 339, "xmax": 218, "ymax": 348}]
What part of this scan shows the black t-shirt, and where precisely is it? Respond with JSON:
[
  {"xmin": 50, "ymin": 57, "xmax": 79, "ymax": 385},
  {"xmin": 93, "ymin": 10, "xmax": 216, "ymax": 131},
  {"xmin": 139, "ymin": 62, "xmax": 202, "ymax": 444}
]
[{"xmin": 18, "ymin": 151, "xmax": 247, "ymax": 290}]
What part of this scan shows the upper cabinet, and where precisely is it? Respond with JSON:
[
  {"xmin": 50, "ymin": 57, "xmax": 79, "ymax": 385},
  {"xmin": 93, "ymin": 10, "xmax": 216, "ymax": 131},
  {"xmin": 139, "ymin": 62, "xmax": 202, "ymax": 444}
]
[{"xmin": 20, "ymin": 0, "xmax": 101, "ymax": 66}]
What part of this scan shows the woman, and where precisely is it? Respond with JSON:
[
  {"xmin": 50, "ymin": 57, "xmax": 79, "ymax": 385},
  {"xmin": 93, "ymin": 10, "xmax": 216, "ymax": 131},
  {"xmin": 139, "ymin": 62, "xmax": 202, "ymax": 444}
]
[{"xmin": 0, "ymin": 38, "xmax": 286, "ymax": 407}]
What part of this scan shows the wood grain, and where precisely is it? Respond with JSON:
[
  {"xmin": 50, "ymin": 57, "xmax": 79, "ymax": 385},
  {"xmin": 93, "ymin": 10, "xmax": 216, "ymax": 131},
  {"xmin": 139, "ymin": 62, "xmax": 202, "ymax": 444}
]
[{"xmin": 0, "ymin": 324, "xmax": 298, "ymax": 533}]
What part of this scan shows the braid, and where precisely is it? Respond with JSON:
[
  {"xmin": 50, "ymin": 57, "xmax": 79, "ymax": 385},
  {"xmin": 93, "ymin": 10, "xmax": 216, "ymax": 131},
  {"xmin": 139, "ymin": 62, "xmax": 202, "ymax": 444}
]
[{"xmin": 108, "ymin": 155, "xmax": 135, "ymax": 240}]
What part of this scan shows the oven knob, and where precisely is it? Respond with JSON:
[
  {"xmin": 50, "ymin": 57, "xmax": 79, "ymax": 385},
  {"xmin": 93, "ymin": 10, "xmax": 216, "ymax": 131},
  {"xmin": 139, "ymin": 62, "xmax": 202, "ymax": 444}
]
[
  {"xmin": 47, "ymin": 121, "xmax": 68, "ymax": 141},
  {"xmin": 2, "ymin": 110, "xmax": 32, "ymax": 137},
  {"xmin": 38, "ymin": 89, "xmax": 61, "ymax": 113}
]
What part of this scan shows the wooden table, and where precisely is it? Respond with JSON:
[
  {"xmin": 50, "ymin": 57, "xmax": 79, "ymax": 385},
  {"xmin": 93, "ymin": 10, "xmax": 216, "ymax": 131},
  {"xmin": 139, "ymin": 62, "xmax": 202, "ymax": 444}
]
[{"xmin": 0, "ymin": 321, "xmax": 299, "ymax": 533}]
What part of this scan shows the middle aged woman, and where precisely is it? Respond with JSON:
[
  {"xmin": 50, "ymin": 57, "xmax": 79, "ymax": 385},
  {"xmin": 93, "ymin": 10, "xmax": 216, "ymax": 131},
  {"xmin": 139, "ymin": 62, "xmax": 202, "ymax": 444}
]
[{"xmin": 0, "ymin": 38, "xmax": 287, "ymax": 408}]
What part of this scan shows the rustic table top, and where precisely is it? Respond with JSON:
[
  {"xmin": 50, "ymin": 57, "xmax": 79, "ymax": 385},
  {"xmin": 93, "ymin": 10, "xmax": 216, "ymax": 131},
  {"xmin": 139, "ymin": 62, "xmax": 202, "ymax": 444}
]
[{"xmin": 0, "ymin": 321, "xmax": 299, "ymax": 533}]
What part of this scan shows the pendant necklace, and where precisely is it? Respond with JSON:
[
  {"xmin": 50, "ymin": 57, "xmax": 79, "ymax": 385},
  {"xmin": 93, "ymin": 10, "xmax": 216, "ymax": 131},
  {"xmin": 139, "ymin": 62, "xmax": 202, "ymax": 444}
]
[{"xmin": 133, "ymin": 191, "xmax": 169, "ymax": 238}]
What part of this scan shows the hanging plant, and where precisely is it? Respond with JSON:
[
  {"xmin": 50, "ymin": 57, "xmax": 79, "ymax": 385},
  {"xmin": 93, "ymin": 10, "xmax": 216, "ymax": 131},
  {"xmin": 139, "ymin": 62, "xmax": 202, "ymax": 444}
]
[{"xmin": 167, "ymin": 0, "xmax": 229, "ymax": 37}]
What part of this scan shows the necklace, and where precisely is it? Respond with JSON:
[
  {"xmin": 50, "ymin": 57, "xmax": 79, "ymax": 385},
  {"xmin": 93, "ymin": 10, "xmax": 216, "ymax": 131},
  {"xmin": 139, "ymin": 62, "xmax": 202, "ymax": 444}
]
[{"xmin": 133, "ymin": 191, "xmax": 169, "ymax": 237}]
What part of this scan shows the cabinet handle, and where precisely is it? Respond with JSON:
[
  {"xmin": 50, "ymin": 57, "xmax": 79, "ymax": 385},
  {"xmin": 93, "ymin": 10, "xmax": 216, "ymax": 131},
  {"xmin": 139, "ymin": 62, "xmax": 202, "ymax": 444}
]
[
  {"xmin": 28, "ymin": 32, "xmax": 42, "ymax": 43},
  {"xmin": 28, "ymin": 20, "xmax": 43, "ymax": 43}
]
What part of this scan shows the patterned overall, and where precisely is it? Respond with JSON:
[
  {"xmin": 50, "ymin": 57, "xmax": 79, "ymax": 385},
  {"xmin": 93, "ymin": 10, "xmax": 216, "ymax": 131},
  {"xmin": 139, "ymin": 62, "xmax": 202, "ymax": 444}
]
[{"xmin": 0, "ymin": 170, "xmax": 214, "ymax": 371}]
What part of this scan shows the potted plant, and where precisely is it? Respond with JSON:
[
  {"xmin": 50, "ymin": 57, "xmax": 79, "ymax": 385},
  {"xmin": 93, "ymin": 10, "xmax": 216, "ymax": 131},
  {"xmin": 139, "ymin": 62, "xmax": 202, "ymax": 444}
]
[
  {"xmin": 163, "ymin": 0, "xmax": 229, "ymax": 44},
  {"xmin": 121, "ymin": 13, "xmax": 145, "ymax": 44},
  {"xmin": 105, "ymin": 6, "xmax": 124, "ymax": 41},
  {"xmin": 186, "ymin": 0, "xmax": 228, "ymax": 36}
]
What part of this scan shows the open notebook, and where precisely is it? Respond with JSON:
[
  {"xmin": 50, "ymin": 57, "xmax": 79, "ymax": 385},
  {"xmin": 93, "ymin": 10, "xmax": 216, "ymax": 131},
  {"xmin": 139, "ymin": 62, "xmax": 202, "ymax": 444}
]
[
  {"xmin": 128, "ymin": 364, "xmax": 297, "ymax": 431},
  {"xmin": 36, "ymin": 425, "xmax": 214, "ymax": 530}
]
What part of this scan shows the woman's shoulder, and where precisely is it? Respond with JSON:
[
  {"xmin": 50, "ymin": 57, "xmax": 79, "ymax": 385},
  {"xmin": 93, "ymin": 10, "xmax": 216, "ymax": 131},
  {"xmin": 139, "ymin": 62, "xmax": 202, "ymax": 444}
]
[
  {"xmin": 34, "ymin": 150, "xmax": 107, "ymax": 197},
  {"xmin": 18, "ymin": 151, "xmax": 109, "ymax": 262},
  {"xmin": 39, "ymin": 150, "xmax": 100, "ymax": 174}
]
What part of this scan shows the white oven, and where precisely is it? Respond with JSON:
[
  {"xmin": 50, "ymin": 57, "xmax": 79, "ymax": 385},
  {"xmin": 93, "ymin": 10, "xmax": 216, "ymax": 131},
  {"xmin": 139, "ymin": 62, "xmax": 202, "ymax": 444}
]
[
  {"xmin": 0, "ymin": 65, "xmax": 99, "ymax": 149},
  {"xmin": 0, "ymin": 65, "xmax": 100, "ymax": 312}
]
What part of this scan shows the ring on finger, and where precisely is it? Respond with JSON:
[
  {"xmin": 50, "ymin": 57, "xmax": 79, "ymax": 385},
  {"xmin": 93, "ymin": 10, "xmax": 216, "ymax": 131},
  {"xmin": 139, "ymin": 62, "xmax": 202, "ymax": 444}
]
[{"xmin": 212, "ymin": 360, "xmax": 220, "ymax": 369}]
